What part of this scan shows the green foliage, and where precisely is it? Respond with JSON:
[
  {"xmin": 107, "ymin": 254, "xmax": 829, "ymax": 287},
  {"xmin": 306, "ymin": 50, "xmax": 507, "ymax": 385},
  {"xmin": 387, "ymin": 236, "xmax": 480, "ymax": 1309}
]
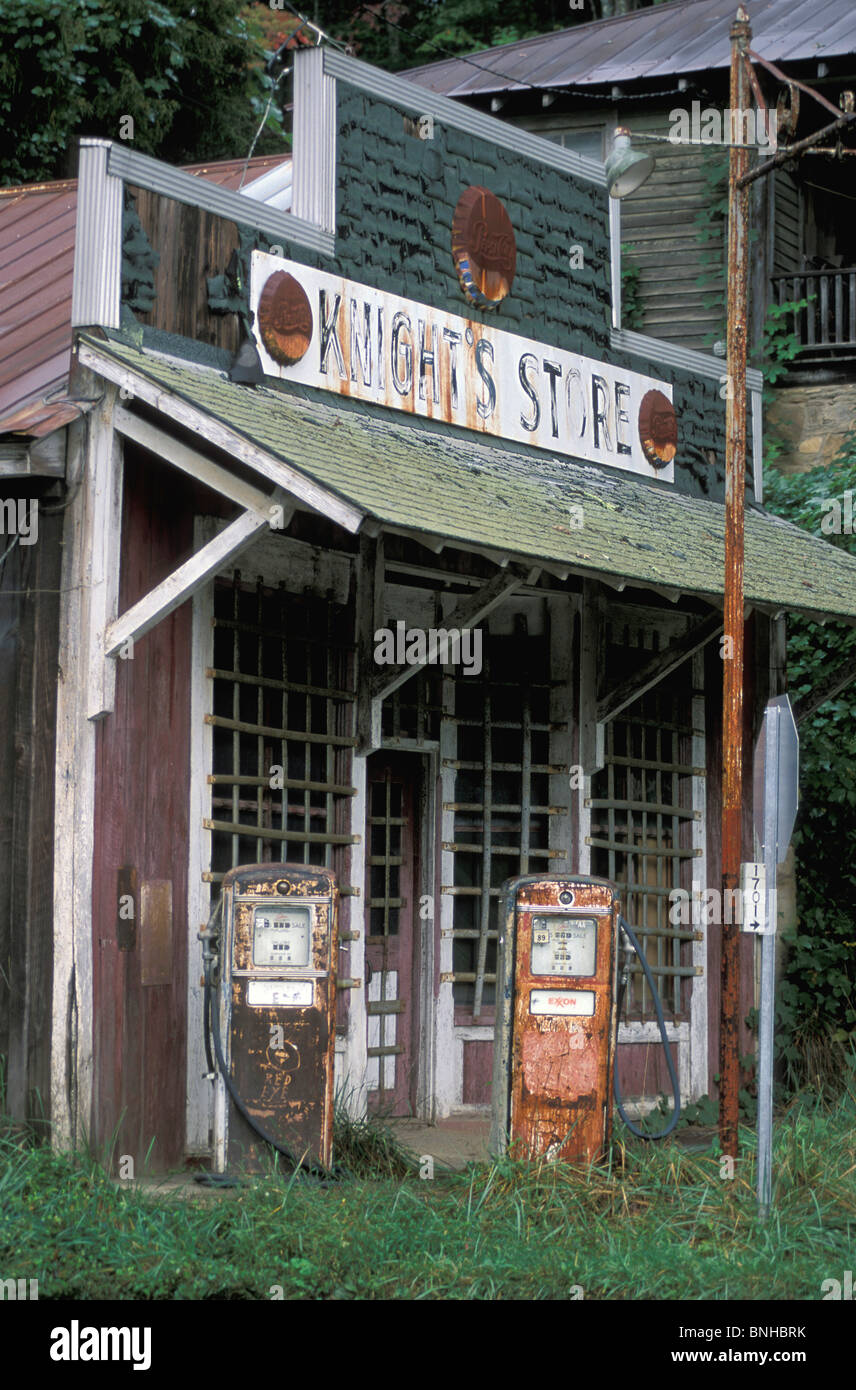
[
  {"xmin": 0, "ymin": 0, "xmax": 283, "ymax": 185},
  {"xmin": 620, "ymin": 242, "xmax": 644, "ymax": 330},
  {"xmin": 326, "ymin": 0, "xmax": 573, "ymax": 71},
  {"xmin": 332, "ymin": 1094, "xmax": 417, "ymax": 1178},
  {"xmin": 693, "ymin": 147, "xmax": 729, "ymax": 349},
  {"xmin": 2, "ymin": 1090, "xmax": 856, "ymax": 1298},
  {"xmin": 763, "ymin": 443, "xmax": 856, "ymax": 1086},
  {"xmin": 754, "ymin": 296, "xmax": 813, "ymax": 403},
  {"xmin": 320, "ymin": 0, "xmax": 670, "ymax": 70}
]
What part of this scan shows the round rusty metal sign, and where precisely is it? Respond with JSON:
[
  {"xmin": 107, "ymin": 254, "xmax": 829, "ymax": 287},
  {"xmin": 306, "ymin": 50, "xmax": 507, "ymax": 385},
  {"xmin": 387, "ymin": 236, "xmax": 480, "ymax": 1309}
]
[
  {"xmin": 257, "ymin": 270, "xmax": 313, "ymax": 366},
  {"xmin": 638, "ymin": 389, "xmax": 678, "ymax": 468},
  {"xmin": 451, "ymin": 186, "xmax": 516, "ymax": 309}
]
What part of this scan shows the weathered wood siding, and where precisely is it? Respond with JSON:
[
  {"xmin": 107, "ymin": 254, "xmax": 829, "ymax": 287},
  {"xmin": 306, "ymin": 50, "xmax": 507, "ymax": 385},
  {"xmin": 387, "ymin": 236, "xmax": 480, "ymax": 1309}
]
[
  {"xmin": 0, "ymin": 482, "xmax": 62, "ymax": 1133},
  {"xmin": 519, "ymin": 105, "xmax": 727, "ymax": 352},
  {"xmin": 91, "ymin": 443, "xmax": 194, "ymax": 1171},
  {"xmin": 131, "ymin": 188, "xmax": 242, "ymax": 354},
  {"xmin": 773, "ymin": 168, "xmax": 803, "ymax": 275}
]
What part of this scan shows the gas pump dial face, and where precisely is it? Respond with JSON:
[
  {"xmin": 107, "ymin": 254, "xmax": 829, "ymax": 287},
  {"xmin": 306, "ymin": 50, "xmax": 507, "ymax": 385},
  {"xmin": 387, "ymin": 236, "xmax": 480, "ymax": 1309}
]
[
  {"xmin": 252, "ymin": 905, "xmax": 312, "ymax": 967},
  {"xmin": 530, "ymin": 916, "xmax": 597, "ymax": 977}
]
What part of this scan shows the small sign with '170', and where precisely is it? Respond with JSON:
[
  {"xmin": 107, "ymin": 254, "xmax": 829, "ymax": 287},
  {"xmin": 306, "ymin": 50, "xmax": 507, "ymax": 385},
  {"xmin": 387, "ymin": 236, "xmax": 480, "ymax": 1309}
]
[{"xmin": 740, "ymin": 862, "xmax": 768, "ymax": 934}]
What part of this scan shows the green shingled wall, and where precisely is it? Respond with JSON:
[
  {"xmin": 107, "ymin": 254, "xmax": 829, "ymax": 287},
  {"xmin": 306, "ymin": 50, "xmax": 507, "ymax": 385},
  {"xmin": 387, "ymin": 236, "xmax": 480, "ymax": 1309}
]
[{"xmin": 184, "ymin": 78, "xmax": 736, "ymax": 503}]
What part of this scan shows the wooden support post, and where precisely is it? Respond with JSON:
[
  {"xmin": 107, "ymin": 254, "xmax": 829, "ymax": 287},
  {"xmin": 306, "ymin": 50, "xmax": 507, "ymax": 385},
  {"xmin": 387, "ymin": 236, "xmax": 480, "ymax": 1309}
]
[
  {"xmin": 355, "ymin": 531, "xmax": 384, "ymax": 755},
  {"xmin": 86, "ymin": 388, "xmax": 124, "ymax": 720}
]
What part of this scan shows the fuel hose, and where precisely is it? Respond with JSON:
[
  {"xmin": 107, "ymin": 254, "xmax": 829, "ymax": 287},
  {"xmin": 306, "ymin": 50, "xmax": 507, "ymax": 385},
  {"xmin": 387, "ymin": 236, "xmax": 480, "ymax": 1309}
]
[
  {"xmin": 200, "ymin": 898, "xmax": 337, "ymax": 1182},
  {"xmin": 613, "ymin": 915, "xmax": 681, "ymax": 1139}
]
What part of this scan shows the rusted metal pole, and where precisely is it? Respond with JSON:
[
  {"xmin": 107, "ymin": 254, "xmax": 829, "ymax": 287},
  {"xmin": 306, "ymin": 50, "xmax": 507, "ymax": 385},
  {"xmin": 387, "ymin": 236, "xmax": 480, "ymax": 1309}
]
[{"xmin": 719, "ymin": 5, "xmax": 751, "ymax": 1162}]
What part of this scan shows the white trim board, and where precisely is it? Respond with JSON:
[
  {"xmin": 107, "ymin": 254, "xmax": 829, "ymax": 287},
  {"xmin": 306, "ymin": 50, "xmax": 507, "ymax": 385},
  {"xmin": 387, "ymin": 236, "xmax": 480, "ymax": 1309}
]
[
  {"xmin": 75, "ymin": 340, "xmax": 365, "ymax": 533},
  {"xmin": 185, "ymin": 552, "xmax": 215, "ymax": 1155},
  {"xmin": 114, "ymin": 406, "xmax": 276, "ymax": 515},
  {"xmin": 51, "ymin": 391, "xmax": 117, "ymax": 1150},
  {"xmin": 320, "ymin": 49, "xmax": 607, "ymax": 187},
  {"xmin": 106, "ymin": 141, "xmax": 332, "ymax": 255}
]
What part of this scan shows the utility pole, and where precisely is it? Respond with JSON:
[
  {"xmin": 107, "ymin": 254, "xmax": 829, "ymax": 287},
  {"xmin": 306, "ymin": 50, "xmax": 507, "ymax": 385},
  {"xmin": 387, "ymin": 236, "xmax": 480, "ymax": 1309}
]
[{"xmin": 718, "ymin": 3, "xmax": 751, "ymax": 1164}]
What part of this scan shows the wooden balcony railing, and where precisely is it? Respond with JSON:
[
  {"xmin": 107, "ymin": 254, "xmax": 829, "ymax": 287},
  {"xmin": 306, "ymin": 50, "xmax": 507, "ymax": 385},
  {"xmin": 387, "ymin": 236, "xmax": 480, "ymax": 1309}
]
[{"xmin": 772, "ymin": 269, "xmax": 856, "ymax": 363}]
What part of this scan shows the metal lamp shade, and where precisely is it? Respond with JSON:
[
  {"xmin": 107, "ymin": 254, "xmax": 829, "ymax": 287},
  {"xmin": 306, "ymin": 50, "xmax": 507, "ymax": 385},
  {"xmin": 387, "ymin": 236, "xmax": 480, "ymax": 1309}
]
[{"xmin": 606, "ymin": 129, "xmax": 655, "ymax": 199}]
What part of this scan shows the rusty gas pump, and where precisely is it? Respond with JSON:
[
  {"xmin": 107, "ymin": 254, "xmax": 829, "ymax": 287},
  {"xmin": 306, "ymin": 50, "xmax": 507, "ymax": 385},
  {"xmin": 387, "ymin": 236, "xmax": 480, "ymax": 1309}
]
[
  {"xmin": 491, "ymin": 873, "xmax": 680, "ymax": 1163},
  {"xmin": 200, "ymin": 863, "xmax": 338, "ymax": 1176},
  {"xmin": 491, "ymin": 874, "xmax": 620, "ymax": 1163}
]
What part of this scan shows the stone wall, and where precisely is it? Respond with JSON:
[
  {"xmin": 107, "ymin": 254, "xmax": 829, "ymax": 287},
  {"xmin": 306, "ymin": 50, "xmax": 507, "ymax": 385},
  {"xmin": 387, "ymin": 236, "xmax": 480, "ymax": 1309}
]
[{"xmin": 767, "ymin": 382, "xmax": 856, "ymax": 473}]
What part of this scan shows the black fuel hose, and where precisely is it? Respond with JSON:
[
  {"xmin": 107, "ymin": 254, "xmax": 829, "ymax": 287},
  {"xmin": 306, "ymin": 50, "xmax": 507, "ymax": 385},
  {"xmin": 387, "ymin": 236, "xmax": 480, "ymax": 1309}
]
[
  {"xmin": 613, "ymin": 915, "xmax": 681, "ymax": 1139},
  {"xmin": 201, "ymin": 899, "xmax": 337, "ymax": 1182}
]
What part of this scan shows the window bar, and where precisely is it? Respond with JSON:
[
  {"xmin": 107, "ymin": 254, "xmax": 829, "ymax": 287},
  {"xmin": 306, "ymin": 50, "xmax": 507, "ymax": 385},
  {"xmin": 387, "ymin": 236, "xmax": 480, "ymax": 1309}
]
[
  {"xmin": 521, "ymin": 682, "xmax": 532, "ymax": 875},
  {"xmin": 607, "ymin": 717, "xmax": 617, "ymax": 919},
  {"xmin": 280, "ymin": 586, "xmax": 289, "ymax": 864},
  {"xmin": 303, "ymin": 614, "xmax": 311, "ymax": 865},
  {"xmin": 650, "ymin": 713, "xmax": 662, "ymax": 1021},
  {"xmin": 326, "ymin": 599, "xmax": 334, "ymax": 870},
  {"xmin": 671, "ymin": 707, "xmax": 680, "ymax": 1014},
  {"xmin": 231, "ymin": 574, "xmax": 240, "ymax": 874},
  {"xmin": 628, "ymin": 717, "xmax": 636, "ymax": 1011},
  {"xmin": 472, "ymin": 672, "xmax": 493, "ymax": 1020},
  {"xmin": 416, "ymin": 669, "xmax": 425, "ymax": 745},
  {"xmin": 654, "ymin": 709, "xmax": 664, "ymax": 1021},
  {"xmin": 256, "ymin": 579, "xmax": 264, "ymax": 865},
  {"xmin": 384, "ymin": 769, "xmax": 392, "ymax": 938}
]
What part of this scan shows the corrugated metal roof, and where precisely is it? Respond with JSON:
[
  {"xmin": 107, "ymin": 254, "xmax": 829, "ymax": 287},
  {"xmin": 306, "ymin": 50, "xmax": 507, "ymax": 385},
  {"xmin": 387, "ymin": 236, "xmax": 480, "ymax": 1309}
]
[
  {"xmin": 406, "ymin": 0, "xmax": 856, "ymax": 99},
  {"xmin": 79, "ymin": 332, "xmax": 856, "ymax": 622},
  {"xmin": 0, "ymin": 397, "xmax": 89, "ymax": 437},
  {"xmin": 0, "ymin": 153, "xmax": 291, "ymax": 424}
]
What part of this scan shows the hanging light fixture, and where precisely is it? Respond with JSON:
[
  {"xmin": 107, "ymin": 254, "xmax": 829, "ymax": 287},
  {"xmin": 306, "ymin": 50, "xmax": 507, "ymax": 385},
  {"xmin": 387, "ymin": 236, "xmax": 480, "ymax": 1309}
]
[{"xmin": 605, "ymin": 126, "xmax": 655, "ymax": 198}]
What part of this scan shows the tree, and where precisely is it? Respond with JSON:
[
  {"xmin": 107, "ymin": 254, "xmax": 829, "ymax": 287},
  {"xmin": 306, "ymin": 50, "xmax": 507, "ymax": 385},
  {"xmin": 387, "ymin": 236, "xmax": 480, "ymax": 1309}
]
[
  {"xmin": 763, "ymin": 450, "xmax": 856, "ymax": 1090},
  {"xmin": 0, "ymin": 0, "xmax": 284, "ymax": 186},
  {"xmin": 307, "ymin": 0, "xmax": 670, "ymax": 73}
]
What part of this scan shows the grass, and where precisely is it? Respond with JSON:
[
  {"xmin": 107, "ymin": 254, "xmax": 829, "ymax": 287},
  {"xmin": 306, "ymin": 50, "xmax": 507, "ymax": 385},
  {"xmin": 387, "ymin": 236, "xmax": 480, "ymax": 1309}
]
[{"xmin": 1, "ymin": 1092, "xmax": 854, "ymax": 1300}]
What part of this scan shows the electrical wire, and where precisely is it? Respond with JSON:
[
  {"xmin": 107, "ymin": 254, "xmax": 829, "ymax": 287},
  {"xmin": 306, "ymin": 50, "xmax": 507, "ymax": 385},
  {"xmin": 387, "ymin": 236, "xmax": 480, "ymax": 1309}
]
[
  {"xmin": 353, "ymin": 2, "xmax": 700, "ymax": 106},
  {"xmin": 238, "ymin": 66, "xmax": 291, "ymax": 191},
  {"xmin": 274, "ymin": 2, "xmax": 351, "ymax": 56}
]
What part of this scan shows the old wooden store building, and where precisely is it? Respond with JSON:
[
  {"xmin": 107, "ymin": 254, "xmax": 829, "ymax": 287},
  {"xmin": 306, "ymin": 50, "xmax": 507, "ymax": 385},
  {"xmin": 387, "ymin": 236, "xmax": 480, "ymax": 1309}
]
[{"xmin": 3, "ymin": 46, "xmax": 856, "ymax": 1169}]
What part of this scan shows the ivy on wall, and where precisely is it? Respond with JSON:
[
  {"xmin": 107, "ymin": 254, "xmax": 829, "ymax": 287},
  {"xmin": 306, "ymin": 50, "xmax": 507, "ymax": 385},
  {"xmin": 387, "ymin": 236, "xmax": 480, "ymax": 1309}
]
[{"xmin": 763, "ymin": 447, "xmax": 856, "ymax": 1089}]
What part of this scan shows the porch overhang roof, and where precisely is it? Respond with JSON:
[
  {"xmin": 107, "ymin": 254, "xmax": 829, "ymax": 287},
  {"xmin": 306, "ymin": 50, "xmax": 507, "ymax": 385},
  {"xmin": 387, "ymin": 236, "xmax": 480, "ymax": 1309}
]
[{"xmin": 79, "ymin": 333, "xmax": 856, "ymax": 623}]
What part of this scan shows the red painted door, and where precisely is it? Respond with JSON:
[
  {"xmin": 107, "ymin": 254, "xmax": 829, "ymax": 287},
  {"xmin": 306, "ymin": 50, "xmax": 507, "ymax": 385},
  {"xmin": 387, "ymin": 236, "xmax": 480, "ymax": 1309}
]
[{"xmin": 365, "ymin": 754, "xmax": 419, "ymax": 1115}]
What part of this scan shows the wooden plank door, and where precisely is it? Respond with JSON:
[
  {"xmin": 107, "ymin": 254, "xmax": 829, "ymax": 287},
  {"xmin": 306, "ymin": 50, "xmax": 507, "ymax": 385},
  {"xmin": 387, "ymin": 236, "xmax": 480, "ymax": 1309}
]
[{"xmin": 365, "ymin": 753, "xmax": 419, "ymax": 1115}]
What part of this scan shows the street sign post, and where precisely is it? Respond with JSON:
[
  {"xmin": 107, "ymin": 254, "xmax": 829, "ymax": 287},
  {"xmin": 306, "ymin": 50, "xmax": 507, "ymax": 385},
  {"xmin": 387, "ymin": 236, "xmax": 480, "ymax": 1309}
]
[{"xmin": 751, "ymin": 695, "xmax": 799, "ymax": 1216}]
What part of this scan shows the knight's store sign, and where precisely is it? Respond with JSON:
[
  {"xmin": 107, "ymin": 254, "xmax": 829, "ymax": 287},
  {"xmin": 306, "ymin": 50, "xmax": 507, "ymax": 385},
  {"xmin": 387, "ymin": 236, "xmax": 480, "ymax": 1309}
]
[{"xmin": 250, "ymin": 251, "xmax": 677, "ymax": 482}]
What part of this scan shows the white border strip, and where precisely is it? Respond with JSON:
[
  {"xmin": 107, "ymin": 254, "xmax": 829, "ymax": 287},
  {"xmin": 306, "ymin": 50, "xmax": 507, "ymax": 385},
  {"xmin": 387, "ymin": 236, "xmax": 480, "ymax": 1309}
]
[{"xmin": 321, "ymin": 49, "xmax": 607, "ymax": 187}]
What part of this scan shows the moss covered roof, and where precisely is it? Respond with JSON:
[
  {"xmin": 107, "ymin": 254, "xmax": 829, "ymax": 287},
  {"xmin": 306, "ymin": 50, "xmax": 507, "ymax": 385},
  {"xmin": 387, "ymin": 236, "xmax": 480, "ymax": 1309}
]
[{"xmin": 87, "ymin": 334, "xmax": 856, "ymax": 621}]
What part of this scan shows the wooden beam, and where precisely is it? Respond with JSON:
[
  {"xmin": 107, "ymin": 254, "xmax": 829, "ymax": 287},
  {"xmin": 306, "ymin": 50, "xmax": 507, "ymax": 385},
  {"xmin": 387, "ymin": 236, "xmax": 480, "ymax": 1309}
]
[
  {"xmin": 596, "ymin": 611, "xmax": 723, "ymax": 726},
  {"xmin": 51, "ymin": 397, "xmax": 100, "ymax": 1149},
  {"xmin": 114, "ymin": 406, "xmax": 274, "ymax": 516},
  {"xmin": 355, "ymin": 532, "xmax": 384, "ymax": 755},
  {"xmin": 86, "ymin": 388, "xmax": 124, "ymax": 719},
  {"xmin": 793, "ymin": 658, "xmax": 856, "ymax": 725},
  {"xmin": 104, "ymin": 506, "xmax": 278, "ymax": 657},
  {"xmin": 370, "ymin": 565, "xmax": 524, "ymax": 703},
  {"xmin": 77, "ymin": 341, "xmax": 365, "ymax": 533}
]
